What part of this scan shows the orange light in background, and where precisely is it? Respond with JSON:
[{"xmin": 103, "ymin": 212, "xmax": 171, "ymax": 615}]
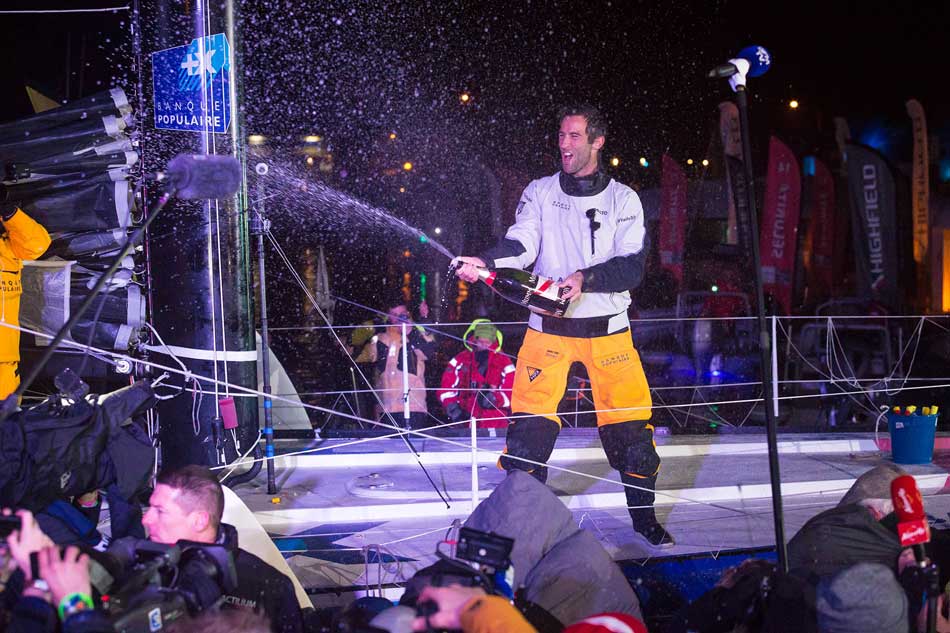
[
  {"xmin": 456, "ymin": 279, "xmax": 469, "ymax": 307},
  {"xmin": 403, "ymin": 250, "xmax": 411, "ymax": 258},
  {"xmin": 943, "ymin": 230, "xmax": 950, "ymax": 312},
  {"xmin": 610, "ymin": 157, "xmax": 621, "ymax": 167},
  {"xmin": 389, "ymin": 132, "xmax": 397, "ymax": 140},
  {"xmin": 701, "ymin": 159, "xmax": 710, "ymax": 167},
  {"xmin": 399, "ymin": 186, "xmax": 406, "ymax": 193},
  {"xmin": 460, "ymin": 92, "xmax": 471, "ymax": 104},
  {"xmin": 789, "ymin": 100, "xmax": 800, "ymax": 109},
  {"xmin": 402, "ymin": 271, "xmax": 412, "ymax": 304},
  {"xmin": 402, "ymin": 161, "xmax": 413, "ymax": 171},
  {"xmin": 686, "ymin": 159, "xmax": 694, "ymax": 165},
  {"xmin": 306, "ymin": 156, "xmax": 314, "ymax": 166}
]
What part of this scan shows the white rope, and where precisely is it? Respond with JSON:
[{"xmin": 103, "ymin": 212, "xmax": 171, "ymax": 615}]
[
  {"xmin": 778, "ymin": 315, "xmax": 933, "ymax": 419},
  {"xmin": 265, "ymin": 313, "xmax": 950, "ymax": 332},
  {"xmin": 1, "ymin": 321, "xmax": 754, "ymax": 512},
  {"xmin": 4, "ymin": 313, "xmax": 947, "ymax": 512},
  {"xmin": 263, "ymin": 229, "xmax": 407, "ymax": 432},
  {"xmin": 219, "ymin": 431, "xmax": 263, "ymax": 482},
  {"xmin": 5, "ymin": 318, "xmax": 945, "ymax": 425}
]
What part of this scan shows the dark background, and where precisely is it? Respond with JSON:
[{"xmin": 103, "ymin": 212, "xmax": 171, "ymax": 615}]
[{"xmin": 2, "ymin": 1, "xmax": 948, "ymax": 173}]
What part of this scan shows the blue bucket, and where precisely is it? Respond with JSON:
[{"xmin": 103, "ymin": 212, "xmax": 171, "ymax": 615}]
[{"xmin": 888, "ymin": 413, "xmax": 939, "ymax": 465}]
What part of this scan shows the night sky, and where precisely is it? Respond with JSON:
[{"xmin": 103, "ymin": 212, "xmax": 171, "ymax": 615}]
[{"xmin": 1, "ymin": 0, "xmax": 947, "ymax": 169}]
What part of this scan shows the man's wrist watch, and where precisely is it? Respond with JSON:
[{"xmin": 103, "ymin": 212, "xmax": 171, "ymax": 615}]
[
  {"xmin": 30, "ymin": 578, "xmax": 50, "ymax": 592},
  {"xmin": 23, "ymin": 577, "xmax": 50, "ymax": 599}
]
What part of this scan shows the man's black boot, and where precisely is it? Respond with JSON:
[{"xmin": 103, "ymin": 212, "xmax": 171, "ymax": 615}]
[{"xmin": 621, "ymin": 472, "xmax": 675, "ymax": 548}]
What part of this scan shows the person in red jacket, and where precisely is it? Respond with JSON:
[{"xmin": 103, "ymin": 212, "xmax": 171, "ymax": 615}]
[{"xmin": 439, "ymin": 320, "xmax": 515, "ymax": 428}]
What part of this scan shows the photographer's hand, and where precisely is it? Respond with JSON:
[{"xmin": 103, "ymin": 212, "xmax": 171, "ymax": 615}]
[
  {"xmin": 4, "ymin": 509, "xmax": 53, "ymax": 582},
  {"xmin": 39, "ymin": 545, "xmax": 91, "ymax": 607},
  {"xmin": 411, "ymin": 585, "xmax": 487, "ymax": 631}
]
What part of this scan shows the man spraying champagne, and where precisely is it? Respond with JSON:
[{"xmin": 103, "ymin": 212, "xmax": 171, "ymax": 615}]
[{"xmin": 455, "ymin": 105, "xmax": 672, "ymax": 547}]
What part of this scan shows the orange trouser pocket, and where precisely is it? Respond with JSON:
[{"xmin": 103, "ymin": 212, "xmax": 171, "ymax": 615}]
[
  {"xmin": 583, "ymin": 331, "xmax": 652, "ymax": 426},
  {"xmin": 510, "ymin": 329, "xmax": 571, "ymax": 425}
]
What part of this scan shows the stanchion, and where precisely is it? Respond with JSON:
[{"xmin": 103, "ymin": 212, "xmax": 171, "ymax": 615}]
[
  {"xmin": 401, "ymin": 321, "xmax": 411, "ymax": 429},
  {"xmin": 470, "ymin": 417, "xmax": 479, "ymax": 511},
  {"xmin": 735, "ymin": 82, "xmax": 789, "ymax": 572},
  {"xmin": 251, "ymin": 163, "xmax": 277, "ymax": 495}
]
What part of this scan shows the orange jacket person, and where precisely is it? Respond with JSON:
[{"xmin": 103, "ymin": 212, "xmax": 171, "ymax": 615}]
[{"xmin": 0, "ymin": 207, "xmax": 52, "ymax": 397}]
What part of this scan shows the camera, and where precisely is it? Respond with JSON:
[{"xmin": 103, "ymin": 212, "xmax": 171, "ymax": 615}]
[
  {"xmin": 455, "ymin": 527, "xmax": 513, "ymax": 572},
  {"xmin": 404, "ymin": 527, "xmax": 514, "ymax": 603},
  {"xmin": 92, "ymin": 539, "xmax": 237, "ymax": 633}
]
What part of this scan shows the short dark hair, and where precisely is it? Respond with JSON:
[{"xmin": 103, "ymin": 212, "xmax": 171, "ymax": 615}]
[
  {"xmin": 156, "ymin": 465, "xmax": 224, "ymax": 530},
  {"xmin": 557, "ymin": 104, "xmax": 607, "ymax": 144}
]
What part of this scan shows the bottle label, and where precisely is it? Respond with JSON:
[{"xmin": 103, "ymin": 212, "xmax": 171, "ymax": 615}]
[{"xmin": 525, "ymin": 274, "xmax": 567, "ymax": 316}]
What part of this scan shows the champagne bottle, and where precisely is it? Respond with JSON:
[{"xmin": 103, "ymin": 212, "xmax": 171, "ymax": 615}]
[{"xmin": 475, "ymin": 267, "xmax": 570, "ymax": 317}]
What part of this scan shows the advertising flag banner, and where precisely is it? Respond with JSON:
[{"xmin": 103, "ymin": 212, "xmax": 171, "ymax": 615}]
[
  {"xmin": 906, "ymin": 99, "xmax": 930, "ymax": 306},
  {"xmin": 720, "ymin": 101, "xmax": 742, "ymax": 244},
  {"xmin": 659, "ymin": 154, "xmax": 688, "ymax": 284},
  {"xmin": 725, "ymin": 155, "xmax": 753, "ymax": 257},
  {"xmin": 845, "ymin": 143, "xmax": 900, "ymax": 308},
  {"xmin": 906, "ymin": 99, "xmax": 929, "ymax": 264},
  {"xmin": 808, "ymin": 158, "xmax": 836, "ymax": 299},
  {"xmin": 760, "ymin": 137, "xmax": 802, "ymax": 314}
]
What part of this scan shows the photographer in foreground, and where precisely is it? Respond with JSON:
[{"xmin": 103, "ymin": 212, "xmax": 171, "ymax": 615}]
[
  {"xmin": 132, "ymin": 466, "xmax": 303, "ymax": 633},
  {"xmin": 2, "ymin": 508, "xmax": 112, "ymax": 632}
]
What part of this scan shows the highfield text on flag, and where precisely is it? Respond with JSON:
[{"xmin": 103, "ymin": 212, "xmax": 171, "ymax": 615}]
[{"xmin": 845, "ymin": 143, "xmax": 900, "ymax": 309}]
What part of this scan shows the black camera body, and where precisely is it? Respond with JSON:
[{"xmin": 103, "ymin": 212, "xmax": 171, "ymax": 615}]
[
  {"xmin": 455, "ymin": 528, "xmax": 513, "ymax": 572},
  {"xmin": 97, "ymin": 539, "xmax": 238, "ymax": 633}
]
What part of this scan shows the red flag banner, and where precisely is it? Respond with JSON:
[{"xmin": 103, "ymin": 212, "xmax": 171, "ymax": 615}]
[
  {"xmin": 760, "ymin": 137, "xmax": 802, "ymax": 314},
  {"xmin": 659, "ymin": 154, "xmax": 688, "ymax": 284},
  {"xmin": 808, "ymin": 158, "xmax": 836, "ymax": 299}
]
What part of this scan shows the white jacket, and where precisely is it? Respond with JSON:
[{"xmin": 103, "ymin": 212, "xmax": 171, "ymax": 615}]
[{"xmin": 489, "ymin": 172, "xmax": 647, "ymax": 334}]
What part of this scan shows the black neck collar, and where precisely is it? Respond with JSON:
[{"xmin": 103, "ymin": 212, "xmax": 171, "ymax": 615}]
[{"xmin": 559, "ymin": 170, "xmax": 610, "ymax": 197}]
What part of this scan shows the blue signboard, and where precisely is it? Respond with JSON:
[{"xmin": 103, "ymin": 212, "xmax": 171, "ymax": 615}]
[{"xmin": 152, "ymin": 33, "xmax": 231, "ymax": 134}]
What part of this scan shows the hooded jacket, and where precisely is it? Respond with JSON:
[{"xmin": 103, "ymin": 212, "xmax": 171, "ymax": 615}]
[{"xmin": 438, "ymin": 322, "xmax": 515, "ymax": 428}]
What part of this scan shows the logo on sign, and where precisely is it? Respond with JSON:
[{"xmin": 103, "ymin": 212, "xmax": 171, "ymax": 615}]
[
  {"xmin": 148, "ymin": 607, "xmax": 162, "ymax": 631},
  {"xmin": 152, "ymin": 33, "xmax": 232, "ymax": 134}
]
